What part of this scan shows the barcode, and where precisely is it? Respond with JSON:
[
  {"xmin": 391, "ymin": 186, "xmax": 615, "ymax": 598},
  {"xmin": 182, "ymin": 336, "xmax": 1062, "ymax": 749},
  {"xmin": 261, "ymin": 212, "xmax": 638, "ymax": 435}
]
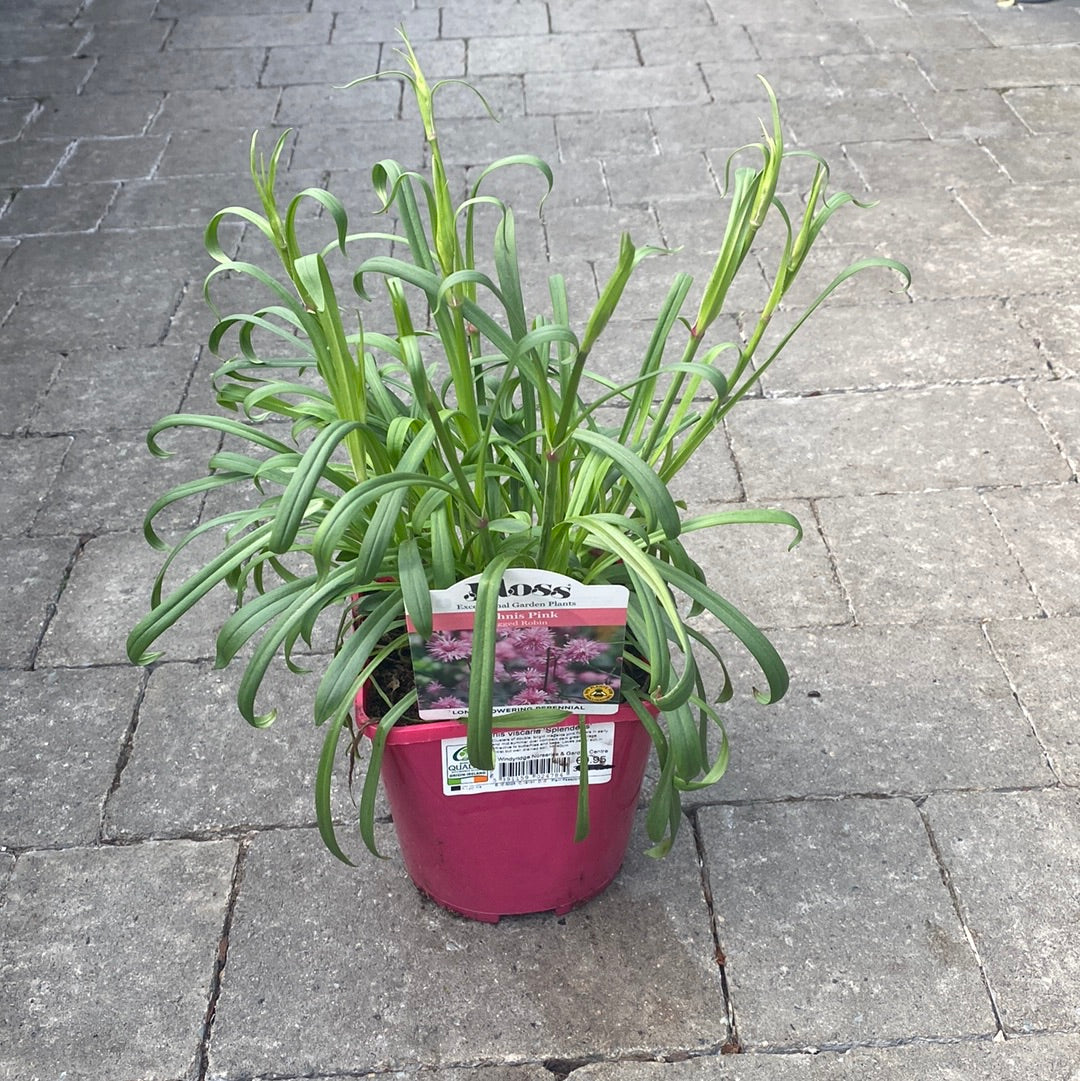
[{"xmin": 498, "ymin": 756, "xmax": 575, "ymax": 780}]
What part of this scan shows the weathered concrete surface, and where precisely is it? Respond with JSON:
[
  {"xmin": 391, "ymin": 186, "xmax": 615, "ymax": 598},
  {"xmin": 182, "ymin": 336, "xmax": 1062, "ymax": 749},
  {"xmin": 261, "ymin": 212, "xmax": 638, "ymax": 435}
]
[{"xmin": 3, "ymin": 1, "xmax": 1079, "ymax": 1078}]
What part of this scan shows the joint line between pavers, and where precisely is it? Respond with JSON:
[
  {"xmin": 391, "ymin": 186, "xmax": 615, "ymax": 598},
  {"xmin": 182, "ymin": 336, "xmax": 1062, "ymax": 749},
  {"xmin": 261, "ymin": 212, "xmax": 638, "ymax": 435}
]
[
  {"xmin": 915, "ymin": 803, "xmax": 1007, "ymax": 1039},
  {"xmin": 1017, "ymin": 380, "xmax": 1080, "ymax": 482},
  {"xmin": 977, "ymin": 487, "xmax": 1052, "ymax": 619},
  {"xmin": 198, "ymin": 834, "xmax": 251, "ymax": 1081},
  {"xmin": 688, "ymin": 808, "xmax": 741, "ymax": 1051},
  {"xmin": 979, "ymin": 619, "xmax": 1064, "ymax": 785},
  {"xmin": 98, "ymin": 663, "xmax": 151, "ymax": 841},
  {"xmin": 26, "ymin": 531, "xmax": 85, "ymax": 670}
]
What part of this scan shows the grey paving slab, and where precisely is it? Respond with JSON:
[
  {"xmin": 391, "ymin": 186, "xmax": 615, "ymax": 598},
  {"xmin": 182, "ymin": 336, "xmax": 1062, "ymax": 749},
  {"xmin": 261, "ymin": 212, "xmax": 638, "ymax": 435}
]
[
  {"xmin": 81, "ymin": 45, "xmax": 266, "ymax": 94},
  {"xmin": 166, "ymin": 11, "xmax": 333, "ymax": 49},
  {"xmin": 29, "ymin": 344, "xmax": 198, "ymax": 434},
  {"xmin": 744, "ymin": 19, "xmax": 870, "ymax": 60},
  {"xmin": 0, "ymin": 137, "xmax": 71, "ymax": 187},
  {"xmin": 0, "ymin": 435, "xmax": 70, "ymax": 535},
  {"xmin": 0, "ymin": 838, "xmax": 237, "ymax": 1081},
  {"xmin": 208, "ymin": 821, "xmax": 727, "ymax": 1078},
  {"xmin": 983, "ymin": 484, "xmax": 1080, "ymax": 617},
  {"xmin": 1004, "ymin": 84, "xmax": 1080, "ymax": 134},
  {"xmin": 329, "ymin": 6, "xmax": 441, "ymax": 43},
  {"xmin": 31, "ymin": 429, "xmax": 213, "ymax": 536},
  {"xmin": 817, "ymin": 490, "xmax": 1041, "ymax": 624},
  {"xmin": 469, "ymin": 31, "xmax": 641, "ymax": 75},
  {"xmin": 148, "ymin": 87, "xmax": 281, "ymax": 133},
  {"xmin": 1009, "ymin": 296, "xmax": 1080, "ymax": 377},
  {"xmin": 0, "ymin": 536, "xmax": 77, "ymax": 668},
  {"xmin": 0, "ymin": 352, "xmax": 60, "ymax": 434},
  {"xmin": 37, "ymin": 530, "xmax": 235, "ymax": 667},
  {"xmin": 573, "ymin": 1034, "xmax": 1080, "ymax": 1079},
  {"xmin": 1025, "ymin": 376, "xmax": 1080, "ymax": 473},
  {"xmin": 0, "ymin": 666, "xmax": 142, "ymax": 848},
  {"xmin": 678, "ymin": 500, "xmax": 849, "ymax": 630},
  {"xmin": 636, "ymin": 23, "xmax": 758, "ymax": 66},
  {"xmin": 0, "ymin": 182, "xmax": 117, "ymax": 236},
  {"xmin": 909, "ymin": 235, "xmax": 1080, "ymax": 301},
  {"xmin": 526, "ymin": 66, "xmax": 712, "ymax": 116},
  {"xmin": 985, "ymin": 131, "xmax": 1080, "ymax": 186},
  {"xmin": 755, "ymin": 299, "xmax": 1044, "ymax": 394},
  {"xmin": 843, "ymin": 138, "xmax": 1006, "ymax": 196},
  {"xmin": 549, "ymin": 0, "xmax": 715, "ymax": 32},
  {"xmin": 104, "ymin": 660, "xmax": 353, "ymax": 839},
  {"xmin": 702, "ymin": 58, "xmax": 840, "ymax": 103},
  {"xmin": 698, "ymin": 798, "xmax": 992, "ymax": 1049},
  {"xmin": 858, "ymin": 14, "xmax": 993, "ymax": 53},
  {"xmin": 951, "ymin": 179, "xmax": 1080, "ymax": 241},
  {"xmin": 704, "ymin": 622, "xmax": 1053, "ymax": 804},
  {"xmin": 780, "ymin": 92, "xmax": 928, "ymax": 146},
  {"xmin": 0, "ymin": 278, "xmax": 185, "ymax": 349},
  {"xmin": 905, "ymin": 87, "xmax": 1030, "ymax": 141},
  {"xmin": 821, "ymin": 52, "xmax": 931, "ymax": 95},
  {"xmin": 924, "ymin": 789, "xmax": 1080, "ymax": 1034},
  {"xmin": 915, "ymin": 43, "xmax": 1080, "ymax": 91},
  {"xmin": 986, "ymin": 616, "xmax": 1080, "ymax": 785},
  {"xmin": 54, "ymin": 133, "xmax": 168, "ymax": 183},
  {"xmin": 970, "ymin": 4, "xmax": 1080, "ymax": 47},
  {"xmin": 0, "ymin": 56, "xmax": 94, "ymax": 97},
  {"xmin": 728, "ymin": 386, "xmax": 1069, "ymax": 500}
]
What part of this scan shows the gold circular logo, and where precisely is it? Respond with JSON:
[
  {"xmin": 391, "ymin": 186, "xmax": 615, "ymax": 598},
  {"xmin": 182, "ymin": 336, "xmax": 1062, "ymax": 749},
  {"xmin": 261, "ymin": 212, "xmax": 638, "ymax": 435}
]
[{"xmin": 582, "ymin": 683, "xmax": 615, "ymax": 703}]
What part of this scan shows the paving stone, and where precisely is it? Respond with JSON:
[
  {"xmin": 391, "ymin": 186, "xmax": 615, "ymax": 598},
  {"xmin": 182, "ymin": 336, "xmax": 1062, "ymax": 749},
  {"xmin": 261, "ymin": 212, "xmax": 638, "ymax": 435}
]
[
  {"xmin": 843, "ymin": 138, "xmax": 1006, "ymax": 196},
  {"xmin": 983, "ymin": 484, "xmax": 1080, "ymax": 617},
  {"xmin": 30, "ymin": 344, "xmax": 199, "ymax": 434},
  {"xmin": 745, "ymin": 19, "xmax": 870, "ymax": 59},
  {"xmin": 32, "ymin": 429, "xmax": 215, "ymax": 536},
  {"xmin": 914, "ymin": 43, "xmax": 1080, "ymax": 91},
  {"xmin": 148, "ymin": 87, "xmax": 281, "ymax": 133},
  {"xmin": 649, "ymin": 100, "xmax": 777, "ymax": 155},
  {"xmin": 166, "ymin": 11, "xmax": 333, "ymax": 49},
  {"xmin": 0, "ymin": 56, "xmax": 94, "ymax": 97},
  {"xmin": 858, "ymin": 14, "xmax": 992, "ymax": 52},
  {"xmin": 728, "ymin": 385, "xmax": 1069, "ymax": 500},
  {"xmin": 984, "ymin": 131, "xmax": 1080, "ymax": 185},
  {"xmin": 549, "ymin": 0, "xmax": 715, "ymax": 31},
  {"xmin": 678, "ymin": 499, "xmax": 849, "ymax": 630},
  {"xmin": 0, "ymin": 181, "xmax": 115, "ymax": 239},
  {"xmin": 1009, "ymin": 296, "xmax": 1080, "ymax": 377},
  {"xmin": 277, "ymin": 80, "xmax": 400, "ymax": 127},
  {"xmin": 705, "ymin": 623, "xmax": 1052, "ymax": 803},
  {"xmin": 910, "ymin": 235, "xmax": 1080, "ymax": 300},
  {"xmin": 780, "ymin": 92, "xmax": 928, "ymax": 146},
  {"xmin": 0, "ymin": 838, "xmax": 237, "ymax": 1081},
  {"xmin": 573, "ymin": 1034, "xmax": 1080, "ymax": 1079},
  {"xmin": 0, "ymin": 434, "xmax": 71, "ymax": 534},
  {"xmin": 817, "ymin": 490, "xmax": 1041, "ymax": 623},
  {"xmin": 0, "ymin": 352, "xmax": 60, "ymax": 434},
  {"xmin": 0, "ymin": 278, "xmax": 185, "ymax": 349},
  {"xmin": 906, "ymin": 88, "xmax": 1030, "ymax": 141},
  {"xmin": 986, "ymin": 616, "xmax": 1080, "ymax": 785},
  {"xmin": 1004, "ymin": 84, "xmax": 1080, "ymax": 134},
  {"xmin": 2, "ymin": 225, "xmax": 235, "ymax": 290},
  {"xmin": 702, "ymin": 58, "xmax": 840, "ymax": 103},
  {"xmin": 756, "ymin": 299, "xmax": 1044, "ymax": 394},
  {"xmin": 209, "ymin": 821, "xmax": 726, "ymax": 1077},
  {"xmin": 0, "ymin": 536, "xmax": 77, "ymax": 667},
  {"xmin": 0, "ymin": 24, "xmax": 88, "ymax": 58},
  {"xmin": 37, "ymin": 530, "xmax": 235, "ymax": 667},
  {"xmin": 82, "ymin": 45, "xmax": 265, "ymax": 93},
  {"xmin": 105, "ymin": 660, "xmax": 354, "ymax": 838},
  {"xmin": 79, "ymin": 18, "xmax": 173, "ymax": 53},
  {"xmin": 1025, "ymin": 377, "xmax": 1080, "ymax": 472},
  {"xmin": 53, "ymin": 133, "xmax": 168, "ymax": 183},
  {"xmin": 329, "ymin": 7, "xmax": 441, "ymax": 42},
  {"xmin": 0, "ymin": 666, "xmax": 142, "ymax": 847},
  {"xmin": 0, "ymin": 138, "xmax": 71, "ymax": 187},
  {"xmin": 971, "ymin": 4, "xmax": 1080, "ymax": 47},
  {"xmin": 699, "ymin": 798, "xmax": 991, "ymax": 1049},
  {"xmin": 951, "ymin": 179, "xmax": 1080, "ymax": 241},
  {"xmin": 469, "ymin": 31, "xmax": 640, "ymax": 75},
  {"xmin": 527, "ymin": 65, "xmax": 711, "ymax": 116},
  {"xmin": 924, "ymin": 788, "xmax": 1080, "ymax": 1033},
  {"xmin": 637, "ymin": 23, "xmax": 757, "ymax": 66},
  {"xmin": 821, "ymin": 52, "xmax": 931, "ymax": 95}
]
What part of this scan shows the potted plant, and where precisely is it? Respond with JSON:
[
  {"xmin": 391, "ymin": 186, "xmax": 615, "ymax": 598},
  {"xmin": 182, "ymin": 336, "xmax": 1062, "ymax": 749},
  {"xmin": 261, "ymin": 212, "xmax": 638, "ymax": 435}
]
[{"xmin": 127, "ymin": 34, "xmax": 907, "ymax": 921}]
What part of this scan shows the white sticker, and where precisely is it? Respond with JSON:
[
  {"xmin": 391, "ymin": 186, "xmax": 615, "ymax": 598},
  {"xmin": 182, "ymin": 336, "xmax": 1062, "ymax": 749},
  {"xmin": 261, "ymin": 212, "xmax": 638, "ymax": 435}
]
[{"xmin": 441, "ymin": 723, "xmax": 616, "ymax": 796}]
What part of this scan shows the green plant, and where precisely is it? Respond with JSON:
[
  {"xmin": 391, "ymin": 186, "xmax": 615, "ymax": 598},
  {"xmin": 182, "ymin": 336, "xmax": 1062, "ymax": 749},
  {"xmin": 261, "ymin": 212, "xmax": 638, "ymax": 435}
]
[{"xmin": 127, "ymin": 34, "xmax": 908, "ymax": 863}]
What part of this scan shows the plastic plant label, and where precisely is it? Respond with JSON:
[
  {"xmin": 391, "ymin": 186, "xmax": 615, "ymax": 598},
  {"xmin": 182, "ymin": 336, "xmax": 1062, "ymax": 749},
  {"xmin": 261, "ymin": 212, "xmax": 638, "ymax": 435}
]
[
  {"xmin": 441, "ymin": 722, "xmax": 616, "ymax": 795},
  {"xmin": 406, "ymin": 569, "xmax": 630, "ymax": 721}
]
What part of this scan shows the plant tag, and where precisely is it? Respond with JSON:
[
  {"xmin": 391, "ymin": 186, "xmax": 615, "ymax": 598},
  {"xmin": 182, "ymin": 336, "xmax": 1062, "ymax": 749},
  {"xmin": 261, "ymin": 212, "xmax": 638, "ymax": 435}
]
[
  {"xmin": 441, "ymin": 722, "xmax": 616, "ymax": 795},
  {"xmin": 407, "ymin": 569, "xmax": 630, "ymax": 721}
]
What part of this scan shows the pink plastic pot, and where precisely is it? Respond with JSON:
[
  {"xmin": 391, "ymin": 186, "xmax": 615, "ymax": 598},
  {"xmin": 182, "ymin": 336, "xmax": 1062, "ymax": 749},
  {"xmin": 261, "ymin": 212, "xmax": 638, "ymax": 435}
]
[{"xmin": 360, "ymin": 699, "xmax": 652, "ymax": 922}]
